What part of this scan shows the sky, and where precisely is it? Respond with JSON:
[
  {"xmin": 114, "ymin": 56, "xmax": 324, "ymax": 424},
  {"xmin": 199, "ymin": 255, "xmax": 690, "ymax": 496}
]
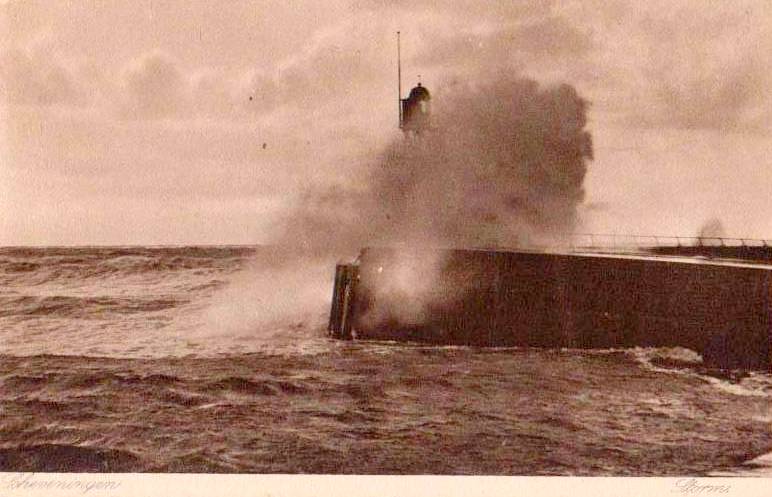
[{"xmin": 1, "ymin": 0, "xmax": 771, "ymax": 245}]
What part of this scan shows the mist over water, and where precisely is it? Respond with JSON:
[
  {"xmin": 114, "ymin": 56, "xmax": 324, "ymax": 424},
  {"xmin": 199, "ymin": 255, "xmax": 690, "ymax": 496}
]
[{"xmin": 0, "ymin": 246, "xmax": 330, "ymax": 358}]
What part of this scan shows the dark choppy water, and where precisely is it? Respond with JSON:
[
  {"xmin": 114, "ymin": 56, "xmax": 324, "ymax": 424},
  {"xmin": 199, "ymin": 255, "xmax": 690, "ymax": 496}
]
[{"xmin": 0, "ymin": 247, "xmax": 770, "ymax": 475}]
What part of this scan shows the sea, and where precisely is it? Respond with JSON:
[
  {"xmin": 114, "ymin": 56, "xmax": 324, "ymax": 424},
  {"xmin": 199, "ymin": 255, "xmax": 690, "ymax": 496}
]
[{"xmin": 0, "ymin": 246, "xmax": 770, "ymax": 475}]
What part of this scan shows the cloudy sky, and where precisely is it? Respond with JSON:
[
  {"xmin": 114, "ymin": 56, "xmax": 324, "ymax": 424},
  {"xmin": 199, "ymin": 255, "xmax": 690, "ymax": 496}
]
[{"xmin": 1, "ymin": 0, "xmax": 770, "ymax": 245}]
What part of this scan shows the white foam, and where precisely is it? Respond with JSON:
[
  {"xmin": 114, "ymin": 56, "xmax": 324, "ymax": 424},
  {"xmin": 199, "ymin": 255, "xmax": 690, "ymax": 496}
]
[
  {"xmin": 703, "ymin": 376, "xmax": 770, "ymax": 398},
  {"xmin": 631, "ymin": 346, "xmax": 772, "ymax": 399},
  {"xmin": 710, "ymin": 451, "xmax": 772, "ymax": 477}
]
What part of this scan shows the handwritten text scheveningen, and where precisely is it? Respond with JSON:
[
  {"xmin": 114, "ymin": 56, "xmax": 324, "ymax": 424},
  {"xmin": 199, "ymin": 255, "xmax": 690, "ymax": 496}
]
[{"xmin": 3, "ymin": 472, "xmax": 121, "ymax": 494}]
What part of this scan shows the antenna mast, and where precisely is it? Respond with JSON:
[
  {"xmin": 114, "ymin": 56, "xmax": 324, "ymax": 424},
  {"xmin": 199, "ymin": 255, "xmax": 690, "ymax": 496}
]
[{"xmin": 397, "ymin": 31, "xmax": 402, "ymax": 129}]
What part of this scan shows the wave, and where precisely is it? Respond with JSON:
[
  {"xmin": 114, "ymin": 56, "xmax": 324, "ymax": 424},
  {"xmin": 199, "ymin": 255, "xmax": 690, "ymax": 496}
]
[
  {"xmin": 0, "ymin": 246, "xmax": 254, "ymax": 286},
  {"xmin": 158, "ymin": 389, "xmax": 210, "ymax": 407},
  {"xmin": 710, "ymin": 451, "xmax": 772, "ymax": 477},
  {"xmin": 0, "ymin": 246, "xmax": 336, "ymax": 359},
  {"xmin": 0, "ymin": 443, "xmax": 142, "ymax": 472},
  {"xmin": 149, "ymin": 450, "xmax": 238, "ymax": 473},
  {"xmin": 0, "ymin": 295, "xmax": 185, "ymax": 318},
  {"xmin": 1, "ymin": 371, "xmax": 184, "ymax": 393},
  {"xmin": 630, "ymin": 346, "xmax": 772, "ymax": 398},
  {"xmin": 203, "ymin": 376, "xmax": 310, "ymax": 396},
  {"xmin": 63, "ymin": 372, "xmax": 183, "ymax": 390},
  {"xmin": 2, "ymin": 373, "xmax": 58, "ymax": 390},
  {"xmin": 0, "ymin": 261, "xmax": 42, "ymax": 273}
]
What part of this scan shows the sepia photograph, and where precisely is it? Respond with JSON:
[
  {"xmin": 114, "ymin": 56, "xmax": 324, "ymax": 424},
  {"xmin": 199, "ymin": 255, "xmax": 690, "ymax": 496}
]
[{"xmin": 0, "ymin": 0, "xmax": 770, "ymax": 490}]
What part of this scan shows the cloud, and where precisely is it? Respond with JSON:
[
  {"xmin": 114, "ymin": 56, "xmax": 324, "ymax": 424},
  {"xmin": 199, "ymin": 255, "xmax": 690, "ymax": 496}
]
[
  {"xmin": 236, "ymin": 69, "xmax": 279, "ymax": 116},
  {"xmin": 578, "ymin": 0, "xmax": 772, "ymax": 131},
  {"xmin": 0, "ymin": 46, "xmax": 85, "ymax": 106},
  {"xmin": 357, "ymin": 0, "xmax": 552, "ymax": 20},
  {"xmin": 3, "ymin": 0, "xmax": 771, "ymax": 132},
  {"xmin": 361, "ymin": 0, "xmax": 771, "ymax": 132},
  {"xmin": 106, "ymin": 15, "xmax": 396, "ymax": 122},
  {"xmin": 271, "ymin": 19, "xmax": 394, "ymax": 115},
  {"xmin": 652, "ymin": 56, "xmax": 767, "ymax": 130},
  {"xmin": 120, "ymin": 50, "xmax": 191, "ymax": 120},
  {"xmin": 4, "ymin": 0, "xmax": 772, "ymax": 247},
  {"xmin": 414, "ymin": 15, "xmax": 592, "ymax": 74}
]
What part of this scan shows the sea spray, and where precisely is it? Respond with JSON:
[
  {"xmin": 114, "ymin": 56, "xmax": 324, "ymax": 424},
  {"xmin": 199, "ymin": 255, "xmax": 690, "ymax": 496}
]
[
  {"xmin": 197, "ymin": 247, "xmax": 334, "ymax": 341},
  {"xmin": 270, "ymin": 76, "xmax": 594, "ymax": 329}
]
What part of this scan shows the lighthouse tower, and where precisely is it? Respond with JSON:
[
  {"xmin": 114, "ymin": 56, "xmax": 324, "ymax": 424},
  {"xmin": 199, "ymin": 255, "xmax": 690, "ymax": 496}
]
[
  {"xmin": 396, "ymin": 32, "xmax": 431, "ymax": 136},
  {"xmin": 400, "ymin": 82, "xmax": 431, "ymax": 134}
]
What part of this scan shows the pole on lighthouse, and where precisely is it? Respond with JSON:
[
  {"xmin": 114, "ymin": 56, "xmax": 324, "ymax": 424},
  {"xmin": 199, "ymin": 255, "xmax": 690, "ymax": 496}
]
[{"xmin": 397, "ymin": 31, "xmax": 402, "ymax": 129}]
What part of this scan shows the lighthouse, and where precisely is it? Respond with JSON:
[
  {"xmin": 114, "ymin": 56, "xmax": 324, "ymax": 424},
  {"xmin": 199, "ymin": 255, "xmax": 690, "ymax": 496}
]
[
  {"xmin": 396, "ymin": 32, "xmax": 431, "ymax": 135},
  {"xmin": 400, "ymin": 82, "xmax": 431, "ymax": 134}
]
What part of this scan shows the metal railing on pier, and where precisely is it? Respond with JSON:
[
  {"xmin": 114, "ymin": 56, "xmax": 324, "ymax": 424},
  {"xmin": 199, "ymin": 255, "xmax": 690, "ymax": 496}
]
[{"xmin": 562, "ymin": 233, "xmax": 772, "ymax": 249}]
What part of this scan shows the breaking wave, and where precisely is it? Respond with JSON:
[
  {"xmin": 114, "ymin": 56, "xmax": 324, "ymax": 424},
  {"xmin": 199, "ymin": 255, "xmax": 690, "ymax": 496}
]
[{"xmin": 631, "ymin": 346, "xmax": 772, "ymax": 398}]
